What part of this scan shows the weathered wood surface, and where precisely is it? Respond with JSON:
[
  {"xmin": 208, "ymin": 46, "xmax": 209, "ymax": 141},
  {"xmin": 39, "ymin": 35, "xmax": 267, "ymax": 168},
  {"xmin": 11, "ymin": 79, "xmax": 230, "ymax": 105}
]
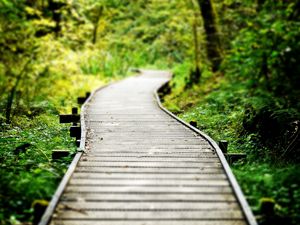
[{"xmin": 50, "ymin": 70, "xmax": 251, "ymax": 225}]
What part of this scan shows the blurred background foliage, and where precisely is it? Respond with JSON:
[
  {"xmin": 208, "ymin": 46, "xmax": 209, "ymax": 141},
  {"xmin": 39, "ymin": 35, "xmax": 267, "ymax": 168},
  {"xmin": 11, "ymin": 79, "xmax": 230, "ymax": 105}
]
[{"xmin": 0, "ymin": 0, "xmax": 299, "ymax": 224}]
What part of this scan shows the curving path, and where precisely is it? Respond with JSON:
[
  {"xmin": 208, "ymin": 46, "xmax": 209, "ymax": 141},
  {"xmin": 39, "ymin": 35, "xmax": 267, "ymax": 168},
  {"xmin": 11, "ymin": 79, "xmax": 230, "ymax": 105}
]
[{"xmin": 48, "ymin": 70, "xmax": 256, "ymax": 225}]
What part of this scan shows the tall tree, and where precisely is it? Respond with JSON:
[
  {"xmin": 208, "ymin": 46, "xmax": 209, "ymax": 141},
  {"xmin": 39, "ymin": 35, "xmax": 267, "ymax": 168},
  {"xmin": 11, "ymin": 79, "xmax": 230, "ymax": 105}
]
[
  {"xmin": 196, "ymin": 0, "xmax": 222, "ymax": 71},
  {"xmin": 85, "ymin": 2, "xmax": 104, "ymax": 44},
  {"xmin": 186, "ymin": 0, "xmax": 201, "ymax": 87},
  {"xmin": 48, "ymin": 0, "xmax": 66, "ymax": 36}
]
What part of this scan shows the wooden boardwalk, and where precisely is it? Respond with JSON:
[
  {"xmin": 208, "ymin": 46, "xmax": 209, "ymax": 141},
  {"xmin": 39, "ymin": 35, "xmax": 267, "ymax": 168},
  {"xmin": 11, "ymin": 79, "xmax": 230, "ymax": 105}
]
[{"xmin": 42, "ymin": 70, "xmax": 256, "ymax": 225}]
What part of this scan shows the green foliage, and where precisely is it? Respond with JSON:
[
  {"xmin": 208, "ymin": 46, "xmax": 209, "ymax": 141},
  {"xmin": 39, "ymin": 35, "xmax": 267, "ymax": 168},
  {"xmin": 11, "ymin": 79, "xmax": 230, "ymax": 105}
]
[
  {"xmin": 220, "ymin": 0, "xmax": 300, "ymax": 163},
  {"xmin": 225, "ymin": 2, "xmax": 300, "ymax": 97},
  {"xmin": 0, "ymin": 115, "xmax": 75, "ymax": 223},
  {"xmin": 166, "ymin": 0, "xmax": 300, "ymax": 162},
  {"xmin": 102, "ymin": 0, "xmax": 195, "ymax": 68},
  {"xmin": 233, "ymin": 163, "xmax": 300, "ymax": 225}
]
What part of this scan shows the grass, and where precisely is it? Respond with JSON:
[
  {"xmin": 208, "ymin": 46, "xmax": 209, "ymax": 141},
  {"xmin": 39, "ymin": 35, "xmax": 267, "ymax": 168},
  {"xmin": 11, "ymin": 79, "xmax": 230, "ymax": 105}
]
[
  {"xmin": 0, "ymin": 114, "xmax": 75, "ymax": 223},
  {"xmin": 233, "ymin": 162, "xmax": 300, "ymax": 225}
]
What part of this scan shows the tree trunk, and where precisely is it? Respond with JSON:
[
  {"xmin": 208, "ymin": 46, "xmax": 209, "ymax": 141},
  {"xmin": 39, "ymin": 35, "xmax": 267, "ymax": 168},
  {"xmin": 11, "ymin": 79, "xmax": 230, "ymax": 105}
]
[
  {"xmin": 5, "ymin": 59, "xmax": 32, "ymax": 124},
  {"xmin": 48, "ymin": 0, "xmax": 63, "ymax": 37},
  {"xmin": 6, "ymin": 77, "xmax": 21, "ymax": 124},
  {"xmin": 257, "ymin": 0, "xmax": 266, "ymax": 7},
  {"xmin": 92, "ymin": 6, "xmax": 103, "ymax": 44},
  {"xmin": 185, "ymin": 0, "xmax": 201, "ymax": 88},
  {"xmin": 192, "ymin": 4, "xmax": 201, "ymax": 82},
  {"xmin": 92, "ymin": 24, "xmax": 98, "ymax": 45},
  {"xmin": 189, "ymin": 21, "xmax": 201, "ymax": 85},
  {"xmin": 197, "ymin": 0, "xmax": 222, "ymax": 71}
]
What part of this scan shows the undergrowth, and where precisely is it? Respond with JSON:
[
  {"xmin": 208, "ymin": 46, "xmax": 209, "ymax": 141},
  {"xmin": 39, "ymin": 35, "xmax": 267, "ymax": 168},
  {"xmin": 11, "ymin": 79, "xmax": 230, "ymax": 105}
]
[{"xmin": 0, "ymin": 115, "xmax": 74, "ymax": 224}]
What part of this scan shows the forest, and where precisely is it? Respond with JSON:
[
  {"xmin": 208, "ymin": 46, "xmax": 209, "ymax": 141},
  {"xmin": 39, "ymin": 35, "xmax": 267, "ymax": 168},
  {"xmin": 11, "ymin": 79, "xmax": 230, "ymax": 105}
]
[{"xmin": 0, "ymin": 0, "xmax": 299, "ymax": 224}]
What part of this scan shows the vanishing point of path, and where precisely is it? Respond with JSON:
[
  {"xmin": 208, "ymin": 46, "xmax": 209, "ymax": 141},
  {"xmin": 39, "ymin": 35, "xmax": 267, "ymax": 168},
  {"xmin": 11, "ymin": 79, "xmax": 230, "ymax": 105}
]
[{"xmin": 47, "ymin": 70, "xmax": 256, "ymax": 225}]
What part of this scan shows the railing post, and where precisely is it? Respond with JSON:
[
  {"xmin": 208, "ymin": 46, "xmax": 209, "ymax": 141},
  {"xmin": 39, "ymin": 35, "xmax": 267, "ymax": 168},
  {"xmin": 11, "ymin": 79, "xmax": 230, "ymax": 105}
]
[
  {"xmin": 189, "ymin": 121, "xmax": 197, "ymax": 128},
  {"xmin": 219, "ymin": 140, "xmax": 228, "ymax": 154},
  {"xmin": 72, "ymin": 107, "xmax": 78, "ymax": 126}
]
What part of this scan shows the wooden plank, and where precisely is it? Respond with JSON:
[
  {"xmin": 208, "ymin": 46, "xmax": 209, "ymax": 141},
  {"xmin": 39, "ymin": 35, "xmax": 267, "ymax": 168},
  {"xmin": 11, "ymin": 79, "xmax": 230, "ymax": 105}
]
[
  {"xmin": 92, "ymin": 133, "xmax": 204, "ymax": 136},
  {"xmin": 91, "ymin": 135, "xmax": 201, "ymax": 138},
  {"xmin": 59, "ymin": 114, "xmax": 80, "ymax": 123},
  {"xmin": 84, "ymin": 153, "xmax": 218, "ymax": 158},
  {"xmin": 92, "ymin": 139, "xmax": 205, "ymax": 143},
  {"xmin": 57, "ymin": 202, "xmax": 239, "ymax": 210},
  {"xmin": 93, "ymin": 129, "xmax": 199, "ymax": 133},
  {"xmin": 61, "ymin": 193, "xmax": 236, "ymax": 202},
  {"xmin": 93, "ymin": 142, "xmax": 208, "ymax": 146},
  {"xmin": 53, "ymin": 210, "xmax": 244, "ymax": 220},
  {"xmin": 92, "ymin": 127, "xmax": 197, "ymax": 130},
  {"xmin": 77, "ymin": 161, "xmax": 221, "ymax": 168},
  {"xmin": 69, "ymin": 179, "xmax": 229, "ymax": 186},
  {"xmin": 51, "ymin": 221, "xmax": 247, "ymax": 225},
  {"xmin": 87, "ymin": 148, "xmax": 214, "ymax": 153},
  {"xmin": 96, "ymin": 121, "xmax": 182, "ymax": 125},
  {"xmin": 80, "ymin": 156, "xmax": 219, "ymax": 162},
  {"xmin": 75, "ymin": 167, "xmax": 223, "ymax": 173},
  {"xmin": 88, "ymin": 144, "xmax": 212, "ymax": 148},
  {"xmin": 71, "ymin": 172, "xmax": 227, "ymax": 180},
  {"xmin": 92, "ymin": 137, "xmax": 203, "ymax": 140},
  {"xmin": 86, "ymin": 149, "xmax": 214, "ymax": 153},
  {"xmin": 65, "ymin": 186, "xmax": 232, "ymax": 193}
]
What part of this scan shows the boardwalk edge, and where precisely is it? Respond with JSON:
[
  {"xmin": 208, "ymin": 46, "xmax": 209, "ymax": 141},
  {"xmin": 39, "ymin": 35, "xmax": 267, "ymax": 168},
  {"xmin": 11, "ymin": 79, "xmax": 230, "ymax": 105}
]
[
  {"xmin": 38, "ymin": 84, "xmax": 110, "ymax": 225},
  {"xmin": 154, "ymin": 80, "xmax": 258, "ymax": 225}
]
